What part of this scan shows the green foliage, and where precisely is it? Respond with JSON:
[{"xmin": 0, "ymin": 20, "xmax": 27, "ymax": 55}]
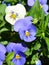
[
  {"xmin": 31, "ymin": 53, "xmax": 38, "ymax": 64},
  {"xmin": 33, "ymin": 42, "xmax": 41, "ymax": 50},
  {"xmin": 6, "ymin": 52, "xmax": 14, "ymax": 62},
  {"xmin": 25, "ymin": 48, "xmax": 32, "ymax": 56},
  {"xmin": 4, "ymin": 0, "xmax": 17, "ymax": 3},
  {"xmin": 7, "ymin": 61, "xmax": 14, "ymax": 65},
  {"xmin": 45, "ymin": 37, "xmax": 49, "ymax": 51},
  {"xmin": 0, "ymin": 0, "xmax": 49, "ymax": 65}
]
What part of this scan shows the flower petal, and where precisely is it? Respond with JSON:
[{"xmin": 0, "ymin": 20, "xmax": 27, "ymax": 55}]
[
  {"xmin": 28, "ymin": 24, "xmax": 37, "ymax": 36},
  {"xmin": 24, "ymin": 35, "xmax": 36, "ymax": 42},
  {"xmin": 0, "ymin": 44, "xmax": 6, "ymax": 54},
  {"xmin": 14, "ymin": 18, "xmax": 32, "ymax": 32},
  {"xmin": 15, "ymin": 4, "xmax": 26, "ymax": 17},
  {"xmin": 43, "ymin": 4, "xmax": 48, "ymax": 12},
  {"xmin": 39, "ymin": 0, "xmax": 47, "ymax": 5},
  {"xmin": 0, "ymin": 60, "xmax": 3, "ymax": 65},
  {"xmin": 18, "ymin": 52, "xmax": 26, "ymax": 65},
  {"xmin": 0, "ymin": 52, "xmax": 5, "ymax": 61},
  {"xmin": 6, "ymin": 42, "xmax": 16, "ymax": 52},
  {"xmin": 27, "ymin": 0, "xmax": 35, "ymax": 6},
  {"xmin": 13, "ymin": 43, "xmax": 27, "ymax": 53},
  {"xmin": 12, "ymin": 58, "xmax": 22, "ymax": 65},
  {"xmin": 20, "ymin": 56, "xmax": 26, "ymax": 65},
  {"xmin": 5, "ymin": 6, "xmax": 16, "ymax": 14},
  {"xmin": 19, "ymin": 30, "xmax": 25, "ymax": 40},
  {"xmin": 24, "ymin": 16, "xmax": 33, "ymax": 21}
]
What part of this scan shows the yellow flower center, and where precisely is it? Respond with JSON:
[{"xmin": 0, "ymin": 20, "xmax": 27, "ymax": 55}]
[
  {"xmin": 40, "ymin": 4, "xmax": 43, "ymax": 8},
  {"xmin": 16, "ymin": 54, "xmax": 21, "ymax": 59},
  {"xmin": 25, "ymin": 31, "xmax": 30, "ymax": 36},
  {"xmin": 11, "ymin": 14, "xmax": 16, "ymax": 19}
]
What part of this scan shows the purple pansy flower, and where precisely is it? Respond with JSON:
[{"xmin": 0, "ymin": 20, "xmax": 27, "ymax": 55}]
[
  {"xmin": 6, "ymin": 43, "xmax": 27, "ymax": 65},
  {"xmin": 0, "ymin": 44, "xmax": 6, "ymax": 65},
  {"xmin": 19, "ymin": 24, "xmax": 37, "ymax": 42},
  {"xmin": 27, "ymin": 0, "xmax": 48, "ymax": 14},
  {"xmin": 14, "ymin": 16, "xmax": 37, "ymax": 42},
  {"xmin": 14, "ymin": 16, "xmax": 32, "ymax": 32}
]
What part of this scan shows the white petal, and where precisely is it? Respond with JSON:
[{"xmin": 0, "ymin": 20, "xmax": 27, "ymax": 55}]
[
  {"xmin": 5, "ymin": 6, "xmax": 16, "ymax": 14},
  {"xmin": 15, "ymin": 4, "xmax": 26, "ymax": 17}
]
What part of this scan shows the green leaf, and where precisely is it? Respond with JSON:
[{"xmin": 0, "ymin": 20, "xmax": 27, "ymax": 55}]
[
  {"xmin": 31, "ymin": 53, "xmax": 38, "ymax": 64},
  {"xmin": 6, "ymin": 52, "xmax": 14, "ymax": 62},
  {"xmin": 0, "ymin": 41, "xmax": 8, "ymax": 45},
  {"xmin": 0, "ymin": 28, "xmax": 8, "ymax": 33},
  {"xmin": 4, "ymin": 0, "xmax": 17, "ymax": 3},
  {"xmin": 33, "ymin": 42, "xmax": 41, "ymax": 50},
  {"xmin": 7, "ymin": 61, "xmax": 14, "ymax": 65},
  {"xmin": 0, "ymin": 21, "xmax": 6, "ymax": 28},
  {"xmin": 0, "ymin": 4, "xmax": 6, "ymax": 15},
  {"xmin": 47, "ymin": 55, "xmax": 49, "ymax": 58},
  {"xmin": 28, "ymin": 0, "xmax": 40, "ymax": 18},
  {"xmin": 45, "ymin": 14, "xmax": 49, "ymax": 29},
  {"xmin": 45, "ymin": 37, "xmax": 49, "ymax": 51},
  {"xmin": 0, "ymin": 4, "xmax": 6, "ymax": 27},
  {"xmin": 25, "ymin": 48, "xmax": 32, "ymax": 56}
]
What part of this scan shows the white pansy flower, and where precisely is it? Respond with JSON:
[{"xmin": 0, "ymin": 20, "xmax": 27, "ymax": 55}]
[{"xmin": 5, "ymin": 4, "xmax": 26, "ymax": 25}]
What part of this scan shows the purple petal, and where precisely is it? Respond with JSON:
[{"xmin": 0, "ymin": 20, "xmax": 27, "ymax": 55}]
[
  {"xmin": 13, "ymin": 43, "xmax": 27, "ymax": 53},
  {"xmin": 27, "ymin": 24, "xmax": 37, "ymax": 35},
  {"xmin": 20, "ymin": 56, "xmax": 26, "ymax": 65},
  {"xmin": 0, "ymin": 44, "xmax": 6, "ymax": 54},
  {"xmin": 6, "ymin": 42, "xmax": 16, "ymax": 52},
  {"xmin": 0, "ymin": 52, "xmax": 5, "ymax": 61},
  {"xmin": 24, "ymin": 16, "xmax": 33, "ymax": 21},
  {"xmin": 39, "ymin": 0, "xmax": 47, "ymax": 5},
  {"xmin": 19, "ymin": 30, "xmax": 25, "ymax": 40},
  {"xmin": 45, "ymin": 12, "xmax": 49, "ymax": 15},
  {"xmin": 24, "ymin": 35, "xmax": 36, "ymax": 42},
  {"xmin": 27, "ymin": 0, "xmax": 35, "ymax": 6},
  {"xmin": 43, "ymin": 4, "xmax": 48, "ymax": 12},
  {"xmin": 12, "ymin": 58, "xmax": 22, "ymax": 65},
  {"xmin": 18, "ymin": 52, "xmax": 26, "ymax": 65},
  {"xmin": 14, "ymin": 17, "xmax": 32, "ymax": 32},
  {"xmin": 0, "ymin": 60, "xmax": 3, "ymax": 65}
]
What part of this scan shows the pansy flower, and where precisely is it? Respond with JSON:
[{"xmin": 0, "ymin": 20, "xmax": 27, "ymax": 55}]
[
  {"xmin": 6, "ymin": 43, "xmax": 27, "ymax": 65},
  {"xmin": 0, "ymin": 44, "xmax": 6, "ymax": 65},
  {"xmin": 14, "ymin": 16, "xmax": 37, "ymax": 42},
  {"xmin": 27, "ymin": 0, "xmax": 48, "ymax": 14},
  {"xmin": 19, "ymin": 24, "xmax": 37, "ymax": 42},
  {"xmin": 5, "ymin": 4, "xmax": 26, "ymax": 25}
]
